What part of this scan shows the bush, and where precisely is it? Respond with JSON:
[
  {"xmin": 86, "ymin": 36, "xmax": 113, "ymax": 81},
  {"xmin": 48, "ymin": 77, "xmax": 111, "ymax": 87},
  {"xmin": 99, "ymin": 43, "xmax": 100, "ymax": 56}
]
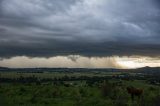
[{"xmin": 100, "ymin": 81, "xmax": 113, "ymax": 97}]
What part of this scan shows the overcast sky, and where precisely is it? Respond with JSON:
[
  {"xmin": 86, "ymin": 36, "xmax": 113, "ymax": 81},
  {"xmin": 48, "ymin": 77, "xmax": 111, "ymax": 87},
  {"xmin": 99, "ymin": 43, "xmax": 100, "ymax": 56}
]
[{"xmin": 0, "ymin": 0, "xmax": 160, "ymax": 68}]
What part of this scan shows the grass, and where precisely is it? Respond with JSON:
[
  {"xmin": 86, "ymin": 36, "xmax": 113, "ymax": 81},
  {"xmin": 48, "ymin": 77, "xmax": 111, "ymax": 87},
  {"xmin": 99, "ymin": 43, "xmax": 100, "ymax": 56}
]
[
  {"xmin": 0, "ymin": 71, "xmax": 160, "ymax": 106},
  {"xmin": 0, "ymin": 80, "xmax": 159, "ymax": 106}
]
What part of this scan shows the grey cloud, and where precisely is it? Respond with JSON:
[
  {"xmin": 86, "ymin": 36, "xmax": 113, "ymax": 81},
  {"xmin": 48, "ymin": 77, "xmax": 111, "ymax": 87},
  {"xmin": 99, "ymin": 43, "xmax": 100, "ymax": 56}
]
[{"xmin": 0, "ymin": 0, "xmax": 160, "ymax": 58}]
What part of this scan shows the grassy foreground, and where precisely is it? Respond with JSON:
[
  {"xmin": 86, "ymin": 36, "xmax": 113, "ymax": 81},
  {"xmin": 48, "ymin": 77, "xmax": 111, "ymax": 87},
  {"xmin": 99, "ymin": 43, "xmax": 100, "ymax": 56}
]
[{"xmin": 0, "ymin": 80, "xmax": 160, "ymax": 106}]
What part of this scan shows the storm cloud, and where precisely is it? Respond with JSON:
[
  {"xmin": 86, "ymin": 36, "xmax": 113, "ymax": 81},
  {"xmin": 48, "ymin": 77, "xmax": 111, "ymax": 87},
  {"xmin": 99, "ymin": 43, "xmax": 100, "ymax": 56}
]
[{"xmin": 0, "ymin": 0, "xmax": 160, "ymax": 58}]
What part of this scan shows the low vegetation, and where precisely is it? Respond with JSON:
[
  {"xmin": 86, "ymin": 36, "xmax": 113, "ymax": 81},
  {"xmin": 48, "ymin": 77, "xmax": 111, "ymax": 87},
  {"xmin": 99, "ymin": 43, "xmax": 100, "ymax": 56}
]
[{"xmin": 0, "ymin": 69, "xmax": 160, "ymax": 106}]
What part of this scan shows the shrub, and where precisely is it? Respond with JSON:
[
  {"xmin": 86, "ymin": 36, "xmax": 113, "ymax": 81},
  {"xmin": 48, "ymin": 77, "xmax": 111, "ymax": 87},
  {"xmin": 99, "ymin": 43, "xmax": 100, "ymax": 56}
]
[{"xmin": 100, "ymin": 80, "xmax": 112, "ymax": 97}]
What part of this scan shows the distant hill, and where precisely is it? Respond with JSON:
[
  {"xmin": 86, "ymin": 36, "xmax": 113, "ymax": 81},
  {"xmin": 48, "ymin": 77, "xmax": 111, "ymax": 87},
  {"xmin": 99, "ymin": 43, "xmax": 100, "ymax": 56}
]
[
  {"xmin": 0, "ymin": 67, "xmax": 10, "ymax": 71},
  {"xmin": 130, "ymin": 66, "xmax": 160, "ymax": 75},
  {"xmin": 0, "ymin": 67, "xmax": 159, "ymax": 74}
]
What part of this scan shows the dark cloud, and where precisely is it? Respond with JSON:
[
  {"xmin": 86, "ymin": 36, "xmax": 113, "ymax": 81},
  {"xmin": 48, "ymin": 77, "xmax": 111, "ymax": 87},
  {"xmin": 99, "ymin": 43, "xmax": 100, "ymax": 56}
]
[
  {"xmin": 0, "ymin": 40, "xmax": 160, "ymax": 58},
  {"xmin": 0, "ymin": 0, "xmax": 160, "ymax": 58}
]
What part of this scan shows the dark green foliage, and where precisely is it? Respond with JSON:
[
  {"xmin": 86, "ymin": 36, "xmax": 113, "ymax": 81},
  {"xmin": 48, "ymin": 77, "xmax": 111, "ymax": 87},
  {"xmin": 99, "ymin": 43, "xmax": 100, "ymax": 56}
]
[
  {"xmin": 1, "ymin": 80, "xmax": 159, "ymax": 106},
  {"xmin": 0, "ymin": 71, "xmax": 160, "ymax": 106},
  {"xmin": 101, "ymin": 80, "xmax": 113, "ymax": 97}
]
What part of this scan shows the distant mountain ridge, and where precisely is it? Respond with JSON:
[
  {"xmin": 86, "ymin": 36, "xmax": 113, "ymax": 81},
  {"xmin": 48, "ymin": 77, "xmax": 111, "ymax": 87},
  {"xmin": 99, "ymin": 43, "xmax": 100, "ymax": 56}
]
[
  {"xmin": 131, "ymin": 66, "xmax": 160, "ymax": 75},
  {"xmin": 0, "ymin": 66, "xmax": 159, "ymax": 74},
  {"xmin": 0, "ymin": 67, "xmax": 10, "ymax": 70}
]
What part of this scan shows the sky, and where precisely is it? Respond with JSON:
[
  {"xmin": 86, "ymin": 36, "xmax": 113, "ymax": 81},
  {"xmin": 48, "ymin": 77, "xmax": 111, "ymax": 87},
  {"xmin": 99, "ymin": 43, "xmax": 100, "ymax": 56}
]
[{"xmin": 0, "ymin": 0, "xmax": 160, "ymax": 68}]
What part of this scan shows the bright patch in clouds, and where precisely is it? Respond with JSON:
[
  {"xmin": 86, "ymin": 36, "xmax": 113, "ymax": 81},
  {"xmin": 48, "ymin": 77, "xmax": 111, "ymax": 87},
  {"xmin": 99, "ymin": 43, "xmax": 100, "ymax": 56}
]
[{"xmin": 117, "ymin": 57, "xmax": 160, "ymax": 68}]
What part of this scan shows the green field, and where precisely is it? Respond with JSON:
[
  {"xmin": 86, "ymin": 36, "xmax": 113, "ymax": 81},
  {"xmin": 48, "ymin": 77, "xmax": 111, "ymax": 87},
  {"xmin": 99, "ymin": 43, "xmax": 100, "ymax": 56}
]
[{"xmin": 0, "ymin": 71, "xmax": 160, "ymax": 106}]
